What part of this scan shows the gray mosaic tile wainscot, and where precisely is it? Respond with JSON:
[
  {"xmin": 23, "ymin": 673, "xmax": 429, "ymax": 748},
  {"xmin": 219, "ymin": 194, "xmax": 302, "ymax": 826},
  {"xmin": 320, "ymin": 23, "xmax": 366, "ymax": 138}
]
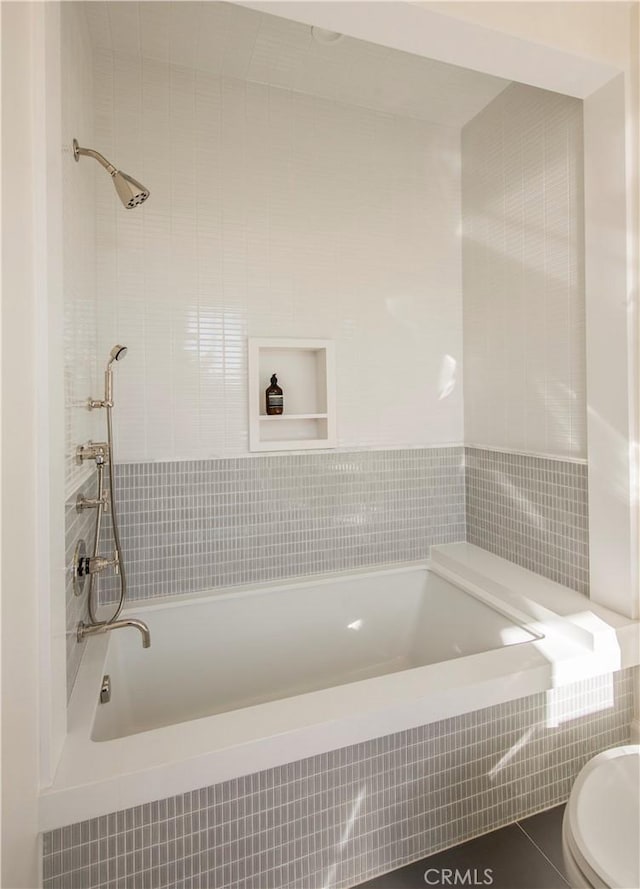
[
  {"xmin": 97, "ymin": 446, "xmax": 589, "ymax": 604},
  {"xmin": 43, "ymin": 669, "xmax": 633, "ymax": 889},
  {"xmin": 98, "ymin": 448, "xmax": 466, "ymax": 603},
  {"xmin": 65, "ymin": 471, "xmax": 98, "ymax": 700},
  {"xmin": 465, "ymin": 447, "xmax": 589, "ymax": 595}
]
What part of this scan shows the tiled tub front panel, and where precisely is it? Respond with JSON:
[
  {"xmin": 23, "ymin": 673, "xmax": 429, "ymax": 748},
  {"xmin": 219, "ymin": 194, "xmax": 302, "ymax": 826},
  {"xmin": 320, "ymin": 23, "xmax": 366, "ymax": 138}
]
[
  {"xmin": 65, "ymin": 472, "xmax": 98, "ymax": 699},
  {"xmin": 44, "ymin": 670, "xmax": 633, "ymax": 889},
  {"xmin": 465, "ymin": 447, "xmax": 589, "ymax": 594},
  {"xmin": 98, "ymin": 447, "xmax": 466, "ymax": 603}
]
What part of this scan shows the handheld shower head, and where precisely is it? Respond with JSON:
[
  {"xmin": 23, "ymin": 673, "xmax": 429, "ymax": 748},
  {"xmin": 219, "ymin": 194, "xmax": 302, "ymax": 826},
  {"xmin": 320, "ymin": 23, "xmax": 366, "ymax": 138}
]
[
  {"xmin": 104, "ymin": 345, "xmax": 128, "ymax": 407},
  {"xmin": 73, "ymin": 139, "xmax": 150, "ymax": 209},
  {"xmin": 109, "ymin": 345, "xmax": 128, "ymax": 364},
  {"xmin": 88, "ymin": 346, "xmax": 129, "ymax": 409}
]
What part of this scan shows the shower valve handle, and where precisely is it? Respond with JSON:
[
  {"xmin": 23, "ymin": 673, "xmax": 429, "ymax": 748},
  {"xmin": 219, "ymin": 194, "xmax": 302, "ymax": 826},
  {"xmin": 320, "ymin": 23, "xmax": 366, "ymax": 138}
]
[{"xmin": 77, "ymin": 554, "xmax": 118, "ymax": 577}]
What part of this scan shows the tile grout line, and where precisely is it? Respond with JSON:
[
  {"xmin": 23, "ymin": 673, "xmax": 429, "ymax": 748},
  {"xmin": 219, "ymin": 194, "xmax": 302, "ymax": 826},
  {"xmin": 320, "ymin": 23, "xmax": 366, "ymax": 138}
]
[{"xmin": 515, "ymin": 820, "xmax": 571, "ymax": 888}]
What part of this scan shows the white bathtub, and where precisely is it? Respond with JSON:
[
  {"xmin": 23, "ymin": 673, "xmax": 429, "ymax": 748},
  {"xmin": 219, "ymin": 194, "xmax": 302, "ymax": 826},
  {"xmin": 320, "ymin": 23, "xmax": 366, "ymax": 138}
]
[
  {"xmin": 40, "ymin": 544, "xmax": 639, "ymax": 831},
  {"xmin": 94, "ymin": 566, "xmax": 537, "ymax": 741}
]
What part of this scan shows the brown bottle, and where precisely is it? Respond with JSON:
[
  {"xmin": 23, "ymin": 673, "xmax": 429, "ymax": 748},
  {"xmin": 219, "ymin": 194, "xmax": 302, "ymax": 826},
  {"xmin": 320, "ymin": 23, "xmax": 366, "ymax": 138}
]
[{"xmin": 265, "ymin": 374, "xmax": 283, "ymax": 415}]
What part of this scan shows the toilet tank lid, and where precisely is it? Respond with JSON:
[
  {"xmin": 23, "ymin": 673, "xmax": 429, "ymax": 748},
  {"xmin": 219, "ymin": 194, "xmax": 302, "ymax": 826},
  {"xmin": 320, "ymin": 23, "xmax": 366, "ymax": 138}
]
[{"xmin": 568, "ymin": 745, "xmax": 640, "ymax": 889}]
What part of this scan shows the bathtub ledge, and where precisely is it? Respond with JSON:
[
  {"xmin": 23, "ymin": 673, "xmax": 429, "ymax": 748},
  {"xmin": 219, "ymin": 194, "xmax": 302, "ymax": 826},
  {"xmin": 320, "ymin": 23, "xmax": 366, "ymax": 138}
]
[{"xmin": 40, "ymin": 545, "xmax": 640, "ymax": 832}]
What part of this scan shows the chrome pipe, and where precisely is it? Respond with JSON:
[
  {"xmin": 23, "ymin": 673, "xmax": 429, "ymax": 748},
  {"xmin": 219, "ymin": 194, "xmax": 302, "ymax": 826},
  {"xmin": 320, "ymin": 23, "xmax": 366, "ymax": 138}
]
[
  {"xmin": 105, "ymin": 399, "xmax": 126, "ymax": 620},
  {"xmin": 86, "ymin": 462, "xmax": 105, "ymax": 625},
  {"xmin": 77, "ymin": 618, "xmax": 151, "ymax": 649},
  {"xmin": 87, "ymin": 369, "xmax": 114, "ymax": 410},
  {"xmin": 73, "ymin": 143, "xmax": 117, "ymax": 175}
]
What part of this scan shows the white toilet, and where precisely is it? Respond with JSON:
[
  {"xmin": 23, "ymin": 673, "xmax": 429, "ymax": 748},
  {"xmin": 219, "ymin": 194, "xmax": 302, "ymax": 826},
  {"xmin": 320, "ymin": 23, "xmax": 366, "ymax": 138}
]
[{"xmin": 562, "ymin": 745, "xmax": 639, "ymax": 889}]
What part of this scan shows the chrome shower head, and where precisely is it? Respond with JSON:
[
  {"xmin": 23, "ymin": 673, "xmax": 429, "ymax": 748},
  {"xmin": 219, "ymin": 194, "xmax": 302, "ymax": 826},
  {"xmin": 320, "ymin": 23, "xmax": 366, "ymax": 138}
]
[
  {"xmin": 109, "ymin": 345, "xmax": 128, "ymax": 365},
  {"xmin": 73, "ymin": 139, "xmax": 150, "ymax": 209},
  {"xmin": 112, "ymin": 171, "xmax": 150, "ymax": 210}
]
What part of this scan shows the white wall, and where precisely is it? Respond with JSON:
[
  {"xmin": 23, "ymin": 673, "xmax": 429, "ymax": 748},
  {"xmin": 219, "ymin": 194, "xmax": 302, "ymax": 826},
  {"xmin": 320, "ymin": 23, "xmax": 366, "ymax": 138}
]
[
  {"xmin": 1, "ymin": 4, "xmax": 46, "ymax": 885},
  {"xmin": 424, "ymin": 2, "xmax": 634, "ymax": 73},
  {"xmin": 92, "ymin": 51, "xmax": 464, "ymax": 462},
  {"xmin": 62, "ymin": 3, "xmax": 99, "ymax": 494},
  {"xmin": 462, "ymin": 83, "xmax": 586, "ymax": 459}
]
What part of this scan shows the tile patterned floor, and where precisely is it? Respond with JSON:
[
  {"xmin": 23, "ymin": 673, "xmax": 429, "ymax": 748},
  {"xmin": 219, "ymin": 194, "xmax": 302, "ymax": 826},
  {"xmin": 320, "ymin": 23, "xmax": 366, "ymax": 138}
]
[{"xmin": 358, "ymin": 805, "xmax": 569, "ymax": 889}]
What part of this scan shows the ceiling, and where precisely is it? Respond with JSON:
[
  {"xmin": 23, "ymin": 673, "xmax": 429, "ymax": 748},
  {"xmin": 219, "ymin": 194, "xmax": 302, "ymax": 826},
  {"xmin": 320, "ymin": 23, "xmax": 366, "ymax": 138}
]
[{"xmin": 83, "ymin": 1, "xmax": 510, "ymax": 128}]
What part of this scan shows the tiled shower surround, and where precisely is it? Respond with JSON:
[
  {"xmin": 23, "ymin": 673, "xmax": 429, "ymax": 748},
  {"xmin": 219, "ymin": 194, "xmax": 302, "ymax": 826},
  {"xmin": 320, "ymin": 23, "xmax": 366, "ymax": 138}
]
[
  {"xmin": 97, "ymin": 447, "xmax": 466, "ymax": 603},
  {"xmin": 465, "ymin": 448, "xmax": 589, "ymax": 595},
  {"xmin": 44, "ymin": 669, "xmax": 633, "ymax": 889},
  {"xmin": 461, "ymin": 84, "xmax": 585, "ymax": 460},
  {"xmin": 66, "ymin": 445, "xmax": 590, "ymax": 702}
]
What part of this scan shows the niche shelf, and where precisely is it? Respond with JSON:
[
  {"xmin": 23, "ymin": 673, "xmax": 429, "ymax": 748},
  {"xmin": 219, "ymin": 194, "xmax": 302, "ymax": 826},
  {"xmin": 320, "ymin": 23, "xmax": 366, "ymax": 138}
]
[{"xmin": 248, "ymin": 338, "xmax": 336, "ymax": 452}]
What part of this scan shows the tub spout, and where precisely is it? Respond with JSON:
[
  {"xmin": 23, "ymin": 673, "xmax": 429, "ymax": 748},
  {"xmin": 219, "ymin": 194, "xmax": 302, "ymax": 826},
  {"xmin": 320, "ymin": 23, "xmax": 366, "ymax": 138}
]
[{"xmin": 77, "ymin": 618, "xmax": 151, "ymax": 648}]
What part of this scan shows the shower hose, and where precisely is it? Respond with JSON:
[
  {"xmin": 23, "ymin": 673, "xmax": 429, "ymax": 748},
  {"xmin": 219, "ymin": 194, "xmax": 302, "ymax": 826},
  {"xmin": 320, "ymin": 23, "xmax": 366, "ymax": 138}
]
[{"xmin": 86, "ymin": 402, "xmax": 127, "ymax": 625}]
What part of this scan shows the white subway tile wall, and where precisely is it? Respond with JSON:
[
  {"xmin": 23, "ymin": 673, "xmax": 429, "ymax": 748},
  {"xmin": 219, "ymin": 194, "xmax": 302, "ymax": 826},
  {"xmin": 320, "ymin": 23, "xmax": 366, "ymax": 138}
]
[
  {"xmin": 462, "ymin": 83, "xmax": 586, "ymax": 459},
  {"xmin": 83, "ymin": 2, "xmax": 509, "ymax": 130},
  {"xmin": 43, "ymin": 669, "xmax": 633, "ymax": 889},
  {"xmin": 62, "ymin": 3, "xmax": 101, "ymax": 493},
  {"xmin": 96, "ymin": 447, "xmax": 466, "ymax": 603},
  {"xmin": 91, "ymin": 49, "xmax": 464, "ymax": 463},
  {"xmin": 465, "ymin": 448, "xmax": 589, "ymax": 594}
]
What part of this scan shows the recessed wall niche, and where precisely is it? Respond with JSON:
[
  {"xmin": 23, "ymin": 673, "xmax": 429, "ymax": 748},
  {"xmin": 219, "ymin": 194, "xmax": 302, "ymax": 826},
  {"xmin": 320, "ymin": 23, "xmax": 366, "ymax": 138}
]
[{"xmin": 248, "ymin": 338, "xmax": 337, "ymax": 452}]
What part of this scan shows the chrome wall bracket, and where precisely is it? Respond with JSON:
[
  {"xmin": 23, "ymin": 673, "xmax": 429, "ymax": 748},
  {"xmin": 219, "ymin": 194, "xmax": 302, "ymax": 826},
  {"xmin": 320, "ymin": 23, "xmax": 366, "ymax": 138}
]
[
  {"xmin": 87, "ymin": 397, "xmax": 111, "ymax": 411},
  {"xmin": 76, "ymin": 491, "xmax": 109, "ymax": 512},
  {"xmin": 76, "ymin": 441, "xmax": 109, "ymax": 465}
]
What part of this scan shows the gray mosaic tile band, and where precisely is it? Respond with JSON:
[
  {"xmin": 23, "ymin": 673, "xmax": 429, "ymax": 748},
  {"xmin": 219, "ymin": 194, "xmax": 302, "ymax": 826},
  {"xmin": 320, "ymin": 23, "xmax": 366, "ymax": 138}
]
[
  {"xmin": 65, "ymin": 472, "xmax": 98, "ymax": 700},
  {"xmin": 98, "ymin": 445, "xmax": 589, "ymax": 604},
  {"xmin": 465, "ymin": 447, "xmax": 589, "ymax": 595},
  {"xmin": 98, "ymin": 448, "xmax": 466, "ymax": 603},
  {"xmin": 43, "ymin": 669, "xmax": 633, "ymax": 889}
]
